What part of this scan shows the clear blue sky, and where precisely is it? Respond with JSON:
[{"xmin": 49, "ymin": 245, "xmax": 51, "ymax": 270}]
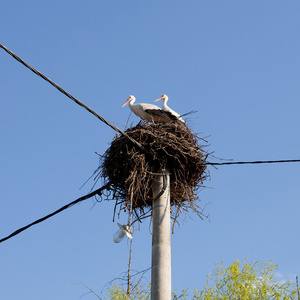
[{"xmin": 1, "ymin": 1, "xmax": 300, "ymax": 299}]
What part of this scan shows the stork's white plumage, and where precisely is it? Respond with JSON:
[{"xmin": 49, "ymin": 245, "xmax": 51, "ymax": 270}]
[
  {"xmin": 155, "ymin": 94, "xmax": 185, "ymax": 123},
  {"xmin": 122, "ymin": 95, "xmax": 177, "ymax": 123}
]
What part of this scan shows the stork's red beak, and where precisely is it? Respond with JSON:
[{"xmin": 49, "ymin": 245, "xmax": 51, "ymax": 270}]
[
  {"xmin": 154, "ymin": 96, "xmax": 164, "ymax": 102},
  {"xmin": 122, "ymin": 98, "xmax": 131, "ymax": 107}
]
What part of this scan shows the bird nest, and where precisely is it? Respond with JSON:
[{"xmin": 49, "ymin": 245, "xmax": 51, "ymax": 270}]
[{"xmin": 99, "ymin": 121, "xmax": 210, "ymax": 223}]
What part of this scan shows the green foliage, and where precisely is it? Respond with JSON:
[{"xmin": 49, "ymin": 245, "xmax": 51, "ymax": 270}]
[
  {"xmin": 191, "ymin": 260, "xmax": 298, "ymax": 300},
  {"xmin": 102, "ymin": 260, "xmax": 298, "ymax": 300},
  {"xmin": 172, "ymin": 287, "xmax": 189, "ymax": 299},
  {"xmin": 106, "ymin": 282, "xmax": 150, "ymax": 300}
]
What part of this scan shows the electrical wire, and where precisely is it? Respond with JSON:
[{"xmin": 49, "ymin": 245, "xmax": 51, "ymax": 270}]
[
  {"xmin": 0, "ymin": 43, "xmax": 150, "ymax": 155},
  {"xmin": 2, "ymin": 43, "xmax": 300, "ymax": 245},
  {"xmin": 207, "ymin": 159, "xmax": 300, "ymax": 166},
  {"xmin": 147, "ymin": 169, "xmax": 168, "ymax": 201},
  {"xmin": 3, "ymin": 44, "xmax": 299, "ymax": 164},
  {"xmin": 0, "ymin": 182, "xmax": 111, "ymax": 244}
]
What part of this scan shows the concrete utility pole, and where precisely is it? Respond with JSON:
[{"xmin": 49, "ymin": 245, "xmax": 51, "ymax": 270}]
[{"xmin": 151, "ymin": 169, "xmax": 171, "ymax": 300}]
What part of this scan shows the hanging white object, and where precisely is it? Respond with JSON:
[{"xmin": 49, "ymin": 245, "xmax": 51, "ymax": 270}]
[{"xmin": 113, "ymin": 223, "xmax": 133, "ymax": 243}]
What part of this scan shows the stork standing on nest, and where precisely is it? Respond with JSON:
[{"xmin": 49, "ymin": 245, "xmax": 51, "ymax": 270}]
[
  {"xmin": 154, "ymin": 94, "xmax": 185, "ymax": 123},
  {"xmin": 122, "ymin": 95, "xmax": 178, "ymax": 123}
]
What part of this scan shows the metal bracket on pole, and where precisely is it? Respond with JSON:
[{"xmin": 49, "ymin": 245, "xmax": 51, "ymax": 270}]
[{"xmin": 148, "ymin": 169, "xmax": 168, "ymax": 202}]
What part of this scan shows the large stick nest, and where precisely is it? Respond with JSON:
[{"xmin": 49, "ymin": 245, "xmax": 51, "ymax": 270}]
[{"xmin": 100, "ymin": 121, "xmax": 209, "ymax": 221}]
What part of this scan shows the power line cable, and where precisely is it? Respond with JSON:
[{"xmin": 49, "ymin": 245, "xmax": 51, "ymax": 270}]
[
  {"xmin": 2, "ymin": 44, "xmax": 300, "ymax": 244},
  {"xmin": 207, "ymin": 159, "xmax": 300, "ymax": 165},
  {"xmin": 1, "ymin": 158, "xmax": 299, "ymax": 244},
  {"xmin": 0, "ymin": 182, "xmax": 111, "ymax": 244},
  {"xmin": 3, "ymin": 44, "xmax": 299, "ymax": 164},
  {"xmin": 0, "ymin": 43, "xmax": 150, "ymax": 155}
]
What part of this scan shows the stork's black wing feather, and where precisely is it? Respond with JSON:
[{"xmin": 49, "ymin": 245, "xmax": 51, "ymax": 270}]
[{"xmin": 145, "ymin": 109, "xmax": 178, "ymax": 120}]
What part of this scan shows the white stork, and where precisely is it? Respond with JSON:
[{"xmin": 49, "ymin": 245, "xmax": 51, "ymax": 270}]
[
  {"xmin": 154, "ymin": 94, "xmax": 185, "ymax": 123},
  {"xmin": 122, "ymin": 95, "xmax": 178, "ymax": 123}
]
